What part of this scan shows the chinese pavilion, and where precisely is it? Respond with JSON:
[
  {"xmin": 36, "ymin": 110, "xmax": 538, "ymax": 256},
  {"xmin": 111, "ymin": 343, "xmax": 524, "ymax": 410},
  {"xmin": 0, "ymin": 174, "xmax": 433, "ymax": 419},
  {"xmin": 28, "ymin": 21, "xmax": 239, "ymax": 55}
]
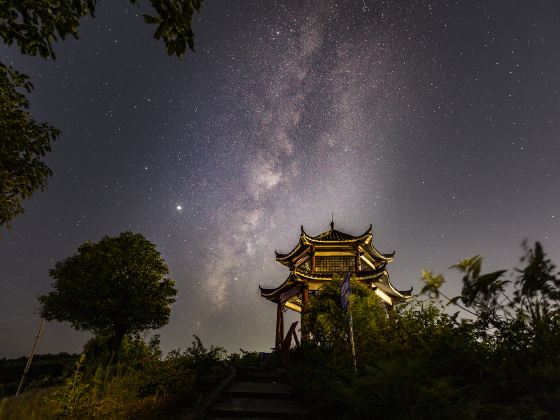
[{"xmin": 259, "ymin": 221, "xmax": 412, "ymax": 349}]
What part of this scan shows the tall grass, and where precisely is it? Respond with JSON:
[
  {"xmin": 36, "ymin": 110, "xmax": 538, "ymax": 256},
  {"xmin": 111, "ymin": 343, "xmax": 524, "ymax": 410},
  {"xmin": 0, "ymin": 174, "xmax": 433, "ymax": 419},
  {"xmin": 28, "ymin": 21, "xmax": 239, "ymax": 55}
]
[{"xmin": 0, "ymin": 335, "xmax": 228, "ymax": 419}]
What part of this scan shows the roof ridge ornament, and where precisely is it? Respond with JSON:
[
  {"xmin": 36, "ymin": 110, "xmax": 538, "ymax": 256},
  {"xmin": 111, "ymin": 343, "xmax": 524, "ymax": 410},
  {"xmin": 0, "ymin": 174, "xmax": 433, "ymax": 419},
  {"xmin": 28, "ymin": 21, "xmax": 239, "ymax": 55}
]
[{"xmin": 330, "ymin": 213, "xmax": 334, "ymax": 230}]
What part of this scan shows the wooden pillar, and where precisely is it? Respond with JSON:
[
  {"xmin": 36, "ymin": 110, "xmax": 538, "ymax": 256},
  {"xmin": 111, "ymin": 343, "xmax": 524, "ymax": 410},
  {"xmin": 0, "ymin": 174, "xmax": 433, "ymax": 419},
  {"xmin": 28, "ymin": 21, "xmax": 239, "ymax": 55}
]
[
  {"xmin": 301, "ymin": 284, "xmax": 310, "ymax": 342},
  {"xmin": 275, "ymin": 302, "xmax": 284, "ymax": 351},
  {"xmin": 310, "ymin": 246, "xmax": 316, "ymax": 273},
  {"xmin": 355, "ymin": 245, "xmax": 360, "ymax": 272}
]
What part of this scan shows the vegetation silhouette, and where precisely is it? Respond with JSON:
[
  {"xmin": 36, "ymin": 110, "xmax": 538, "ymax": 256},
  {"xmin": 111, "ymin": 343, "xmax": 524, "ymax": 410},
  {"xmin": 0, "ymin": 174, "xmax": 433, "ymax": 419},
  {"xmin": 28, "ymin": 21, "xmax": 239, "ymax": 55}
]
[
  {"xmin": 0, "ymin": 335, "xmax": 231, "ymax": 419},
  {"xmin": 0, "ymin": 353, "xmax": 78, "ymax": 399},
  {"xmin": 288, "ymin": 241, "xmax": 560, "ymax": 419},
  {"xmin": 2, "ymin": 240, "xmax": 558, "ymax": 418}
]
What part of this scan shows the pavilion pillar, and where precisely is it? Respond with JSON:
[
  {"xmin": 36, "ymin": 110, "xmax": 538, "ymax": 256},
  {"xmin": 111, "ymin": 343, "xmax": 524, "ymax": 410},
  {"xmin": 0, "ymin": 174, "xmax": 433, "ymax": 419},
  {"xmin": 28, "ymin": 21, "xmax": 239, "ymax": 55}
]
[
  {"xmin": 310, "ymin": 246, "xmax": 316, "ymax": 273},
  {"xmin": 301, "ymin": 284, "xmax": 310, "ymax": 342},
  {"xmin": 275, "ymin": 302, "xmax": 284, "ymax": 351}
]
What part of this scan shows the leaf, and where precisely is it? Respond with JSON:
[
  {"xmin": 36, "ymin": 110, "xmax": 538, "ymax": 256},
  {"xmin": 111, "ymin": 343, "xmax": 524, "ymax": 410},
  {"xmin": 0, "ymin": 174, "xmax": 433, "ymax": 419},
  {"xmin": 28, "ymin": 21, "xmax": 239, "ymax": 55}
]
[
  {"xmin": 451, "ymin": 256, "xmax": 482, "ymax": 277},
  {"xmin": 143, "ymin": 14, "xmax": 160, "ymax": 24},
  {"xmin": 477, "ymin": 270, "xmax": 507, "ymax": 290},
  {"xmin": 420, "ymin": 270, "xmax": 445, "ymax": 298},
  {"xmin": 446, "ymin": 296, "xmax": 462, "ymax": 306},
  {"xmin": 154, "ymin": 23, "xmax": 165, "ymax": 40}
]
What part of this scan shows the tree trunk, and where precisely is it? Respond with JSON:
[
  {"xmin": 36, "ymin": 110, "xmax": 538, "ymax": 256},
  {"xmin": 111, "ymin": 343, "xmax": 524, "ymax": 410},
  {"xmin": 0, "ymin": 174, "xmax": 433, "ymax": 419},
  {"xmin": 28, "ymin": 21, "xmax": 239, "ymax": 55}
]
[{"xmin": 111, "ymin": 326, "xmax": 126, "ymax": 357}]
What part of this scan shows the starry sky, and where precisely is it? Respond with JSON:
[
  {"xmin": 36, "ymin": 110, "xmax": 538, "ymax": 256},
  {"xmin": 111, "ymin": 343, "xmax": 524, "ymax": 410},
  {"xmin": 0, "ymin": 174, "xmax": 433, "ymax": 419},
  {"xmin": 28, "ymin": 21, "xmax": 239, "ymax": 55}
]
[{"xmin": 1, "ymin": 0, "xmax": 560, "ymax": 358}]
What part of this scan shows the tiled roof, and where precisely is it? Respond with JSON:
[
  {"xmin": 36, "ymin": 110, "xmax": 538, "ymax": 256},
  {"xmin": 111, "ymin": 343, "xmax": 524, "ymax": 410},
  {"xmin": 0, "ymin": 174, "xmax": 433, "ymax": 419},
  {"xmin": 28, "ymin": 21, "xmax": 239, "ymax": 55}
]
[
  {"xmin": 308, "ymin": 229, "xmax": 357, "ymax": 241},
  {"xmin": 301, "ymin": 222, "xmax": 372, "ymax": 242}
]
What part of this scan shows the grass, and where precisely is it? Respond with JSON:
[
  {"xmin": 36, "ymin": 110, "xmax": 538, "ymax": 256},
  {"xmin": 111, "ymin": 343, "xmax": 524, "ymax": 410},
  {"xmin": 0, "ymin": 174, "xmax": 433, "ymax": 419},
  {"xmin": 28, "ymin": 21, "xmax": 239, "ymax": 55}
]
[
  {"xmin": 0, "ymin": 336, "xmax": 230, "ymax": 420},
  {"xmin": 0, "ymin": 387, "xmax": 58, "ymax": 420}
]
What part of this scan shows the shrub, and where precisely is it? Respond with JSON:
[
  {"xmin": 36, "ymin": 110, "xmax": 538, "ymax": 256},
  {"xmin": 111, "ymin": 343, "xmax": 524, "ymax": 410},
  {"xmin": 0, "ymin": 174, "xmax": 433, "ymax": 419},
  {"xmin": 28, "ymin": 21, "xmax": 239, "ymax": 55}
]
[{"xmin": 288, "ymin": 243, "xmax": 560, "ymax": 418}]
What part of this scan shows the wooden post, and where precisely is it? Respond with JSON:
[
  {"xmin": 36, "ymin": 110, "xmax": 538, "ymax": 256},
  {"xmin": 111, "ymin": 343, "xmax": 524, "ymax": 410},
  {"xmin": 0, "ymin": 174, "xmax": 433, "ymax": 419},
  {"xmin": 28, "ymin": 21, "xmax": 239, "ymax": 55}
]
[
  {"xmin": 310, "ymin": 246, "xmax": 316, "ymax": 273},
  {"xmin": 16, "ymin": 318, "xmax": 45, "ymax": 397},
  {"xmin": 275, "ymin": 302, "xmax": 284, "ymax": 351},
  {"xmin": 301, "ymin": 284, "xmax": 310, "ymax": 342},
  {"xmin": 280, "ymin": 321, "xmax": 299, "ymax": 368}
]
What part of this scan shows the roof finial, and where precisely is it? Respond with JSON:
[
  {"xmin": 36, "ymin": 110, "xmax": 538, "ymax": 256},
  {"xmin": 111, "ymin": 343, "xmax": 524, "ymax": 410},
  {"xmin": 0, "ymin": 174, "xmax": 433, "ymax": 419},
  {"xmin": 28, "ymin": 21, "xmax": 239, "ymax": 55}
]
[{"xmin": 330, "ymin": 213, "xmax": 334, "ymax": 230}]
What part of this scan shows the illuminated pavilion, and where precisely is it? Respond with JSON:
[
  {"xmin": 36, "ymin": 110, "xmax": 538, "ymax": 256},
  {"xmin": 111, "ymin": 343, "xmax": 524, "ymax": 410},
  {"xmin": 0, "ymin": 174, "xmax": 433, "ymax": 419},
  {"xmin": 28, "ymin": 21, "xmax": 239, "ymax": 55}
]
[{"xmin": 259, "ymin": 221, "xmax": 413, "ymax": 349}]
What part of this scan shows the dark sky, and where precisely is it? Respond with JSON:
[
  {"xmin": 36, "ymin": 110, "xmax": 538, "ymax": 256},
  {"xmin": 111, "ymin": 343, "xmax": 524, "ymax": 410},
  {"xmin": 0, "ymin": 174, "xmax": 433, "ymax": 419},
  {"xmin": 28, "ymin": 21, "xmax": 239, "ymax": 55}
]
[{"xmin": 1, "ymin": 0, "xmax": 559, "ymax": 358}]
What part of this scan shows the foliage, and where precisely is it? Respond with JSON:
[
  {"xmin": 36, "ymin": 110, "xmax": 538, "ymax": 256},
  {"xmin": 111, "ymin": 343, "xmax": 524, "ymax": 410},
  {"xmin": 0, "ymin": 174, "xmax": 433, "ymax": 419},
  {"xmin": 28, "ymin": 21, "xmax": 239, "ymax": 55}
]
[
  {"xmin": 288, "ymin": 242, "xmax": 560, "ymax": 419},
  {"xmin": 226, "ymin": 348, "xmax": 261, "ymax": 366},
  {"xmin": 140, "ymin": 0, "xmax": 203, "ymax": 56},
  {"xmin": 0, "ymin": 387, "xmax": 59, "ymax": 420},
  {"xmin": 39, "ymin": 231, "xmax": 177, "ymax": 353},
  {"xmin": 305, "ymin": 275, "xmax": 388, "ymax": 353},
  {"xmin": 0, "ymin": 0, "xmax": 203, "ymax": 228},
  {"xmin": 0, "ymin": 0, "xmax": 203, "ymax": 60},
  {"xmin": 0, "ymin": 353, "xmax": 78, "ymax": 398},
  {"xmin": 48, "ymin": 335, "xmax": 226, "ymax": 419},
  {"xmin": 138, "ymin": 335, "xmax": 226, "ymax": 399},
  {"xmin": 0, "ymin": 63, "xmax": 59, "ymax": 228},
  {"xmin": 0, "ymin": 334, "xmax": 228, "ymax": 419}
]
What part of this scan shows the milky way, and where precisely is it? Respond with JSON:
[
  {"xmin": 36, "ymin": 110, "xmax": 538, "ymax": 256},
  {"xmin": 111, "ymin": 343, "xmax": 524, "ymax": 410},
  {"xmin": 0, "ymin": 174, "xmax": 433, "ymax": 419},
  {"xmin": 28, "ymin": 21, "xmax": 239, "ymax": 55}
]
[{"xmin": 1, "ymin": 1, "xmax": 559, "ymax": 357}]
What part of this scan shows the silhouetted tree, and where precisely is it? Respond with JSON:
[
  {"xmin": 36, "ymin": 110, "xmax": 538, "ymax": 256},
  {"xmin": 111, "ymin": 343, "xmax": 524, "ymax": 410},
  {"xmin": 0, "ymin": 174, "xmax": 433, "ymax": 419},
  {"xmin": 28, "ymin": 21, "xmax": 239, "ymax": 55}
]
[{"xmin": 39, "ymin": 231, "xmax": 177, "ymax": 353}]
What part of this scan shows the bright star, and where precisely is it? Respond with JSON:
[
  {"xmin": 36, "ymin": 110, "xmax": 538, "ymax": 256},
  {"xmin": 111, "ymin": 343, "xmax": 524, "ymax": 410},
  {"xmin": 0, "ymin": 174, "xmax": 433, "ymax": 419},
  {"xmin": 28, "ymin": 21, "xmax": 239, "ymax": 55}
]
[{"xmin": 176, "ymin": 205, "xmax": 182, "ymax": 211}]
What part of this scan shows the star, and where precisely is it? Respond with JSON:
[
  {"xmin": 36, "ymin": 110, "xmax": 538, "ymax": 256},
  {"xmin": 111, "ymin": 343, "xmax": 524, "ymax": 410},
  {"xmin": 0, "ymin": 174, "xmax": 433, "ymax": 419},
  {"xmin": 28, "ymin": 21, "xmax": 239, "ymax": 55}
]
[{"xmin": 1, "ymin": 0, "xmax": 559, "ymax": 361}]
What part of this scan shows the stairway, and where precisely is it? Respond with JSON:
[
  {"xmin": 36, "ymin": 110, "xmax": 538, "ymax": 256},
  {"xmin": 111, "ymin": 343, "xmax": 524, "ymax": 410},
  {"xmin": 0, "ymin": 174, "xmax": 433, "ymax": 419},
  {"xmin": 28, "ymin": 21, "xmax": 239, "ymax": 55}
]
[{"xmin": 207, "ymin": 364, "xmax": 305, "ymax": 419}]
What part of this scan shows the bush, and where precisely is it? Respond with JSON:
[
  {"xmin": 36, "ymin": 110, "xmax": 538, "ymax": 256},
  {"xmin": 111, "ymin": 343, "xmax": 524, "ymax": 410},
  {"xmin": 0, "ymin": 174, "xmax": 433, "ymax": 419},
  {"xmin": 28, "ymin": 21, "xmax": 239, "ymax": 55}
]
[
  {"xmin": 1, "ymin": 335, "xmax": 229, "ymax": 419},
  {"xmin": 288, "ymin": 243, "xmax": 560, "ymax": 419}
]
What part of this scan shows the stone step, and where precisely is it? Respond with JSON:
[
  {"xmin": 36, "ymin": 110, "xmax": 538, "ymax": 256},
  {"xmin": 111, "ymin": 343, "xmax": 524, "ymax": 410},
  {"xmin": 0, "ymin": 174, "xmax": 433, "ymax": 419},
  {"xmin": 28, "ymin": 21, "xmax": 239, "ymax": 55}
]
[
  {"xmin": 225, "ymin": 381, "xmax": 295, "ymax": 399},
  {"xmin": 210, "ymin": 397, "xmax": 304, "ymax": 418},
  {"xmin": 235, "ymin": 369, "xmax": 279, "ymax": 383},
  {"xmin": 211, "ymin": 417, "xmax": 278, "ymax": 420},
  {"xmin": 211, "ymin": 418, "xmax": 278, "ymax": 420}
]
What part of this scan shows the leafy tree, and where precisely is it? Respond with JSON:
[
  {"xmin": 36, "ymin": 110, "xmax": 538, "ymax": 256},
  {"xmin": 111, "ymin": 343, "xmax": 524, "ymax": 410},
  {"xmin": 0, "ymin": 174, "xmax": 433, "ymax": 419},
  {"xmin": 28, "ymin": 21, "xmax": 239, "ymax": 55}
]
[
  {"xmin": 0, "ymin": 63, "xmax": 59, "ymax": 227},
  {"xmin": 0, "ymin": 0, "xmax": 203, "ymax": 228},
  {"xmin": 39, "ymin": 231, "xmax": 177, "ymax": 353},
  {"xmin": 305, "ymin": 275, "xmax": 387, "ymax": 351}
]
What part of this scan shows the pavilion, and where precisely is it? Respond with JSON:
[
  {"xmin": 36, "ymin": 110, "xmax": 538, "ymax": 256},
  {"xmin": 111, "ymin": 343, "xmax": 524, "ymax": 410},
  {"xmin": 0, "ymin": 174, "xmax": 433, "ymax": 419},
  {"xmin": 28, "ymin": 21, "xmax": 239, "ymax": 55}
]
[{"xmin": 259, "ymin": 221, "xmax": 412, "ymax": 348}]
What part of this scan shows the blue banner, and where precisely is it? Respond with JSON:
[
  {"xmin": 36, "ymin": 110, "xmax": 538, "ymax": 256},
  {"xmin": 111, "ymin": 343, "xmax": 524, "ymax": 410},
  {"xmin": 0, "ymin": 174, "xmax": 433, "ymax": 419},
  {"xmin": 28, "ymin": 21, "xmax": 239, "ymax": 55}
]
[{"xmin": 340, "ymin": 272, "xmax": 351, "ymax": 312}]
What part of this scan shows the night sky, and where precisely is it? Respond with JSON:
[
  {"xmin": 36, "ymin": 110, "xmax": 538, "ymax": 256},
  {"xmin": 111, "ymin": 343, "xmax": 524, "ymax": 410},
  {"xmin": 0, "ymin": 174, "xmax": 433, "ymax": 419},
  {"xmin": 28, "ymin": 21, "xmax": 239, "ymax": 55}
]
[{"xmin": 1, "ymin": 1, "xmax": 560, "ymax": 358}]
